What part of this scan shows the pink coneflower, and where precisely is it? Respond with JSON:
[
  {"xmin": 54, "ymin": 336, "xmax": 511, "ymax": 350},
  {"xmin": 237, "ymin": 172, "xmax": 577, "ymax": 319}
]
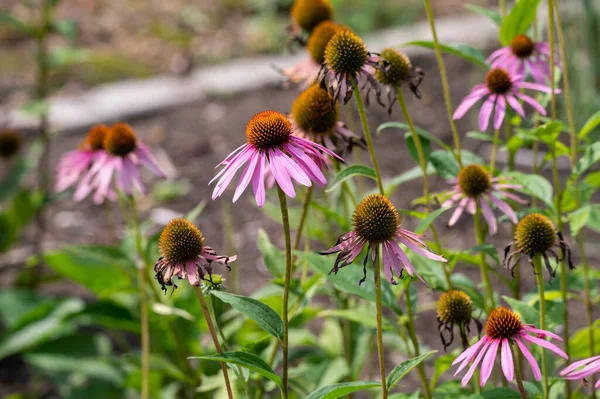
[
  {"xmin": 320, "ymin": 194, "xmax": 446, "ymax": 286},
  {"xmin": 74, "ymin": 123, "xmax": 165, "ymax": 204},
  {"xmin": 561, "ymin": 355, "xmax": 600, "ymax": 389},
  {"xmin": 442, "ymin": 164, "xmax": 526, "ymax": 235},
  {"xmin": 453, "ymin": 68, "xmax": 558, "ymax": 131},
  {"xmin": 55, "ymin": 125, "xmax": 108, "ymax": 194},
  {"xmin": 211, "ymin": 110, "xmax": 341, "ymax": 208},
  {"xmin": 453, "ymin": 306, "xmax": 568, "ymax": 387},
  {"xmin": 487, "ymin": 35, "xmax": 557, "ymax": 84},
  {"xmin": 154, "ymin": 218, "xmax": 236, "ymax": 292}
]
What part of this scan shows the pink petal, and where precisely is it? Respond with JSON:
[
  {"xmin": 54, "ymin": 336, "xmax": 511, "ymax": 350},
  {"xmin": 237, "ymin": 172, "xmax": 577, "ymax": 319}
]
[
  {"xmin": 505, "ymin": 94, "xmax": 525, "ymax": 117},
  {"xmin": 462, "ymin": 338, "xmax": 493, "ymax": 386},
  {"xmin": 480, "ymin": 338, "xmax": 500, "ymax": 387},
  {"xmin": 500, "ymin": 338, "xmax": 514, "ymax": 382},
  {"xmin": 454, "ymin": 335, "xmax": 488, "ymax": 369},
  {"xmin": 515, "ymin": 92, "xmax": 547, "ymax": 115},
  {"xmin": 488, "ymin": 194, "xmax": 518, "ymax": 224},
  {"xmin": 520, "ymin": 333, "xmax": 568, "ymax": 359},
  {"xmin": 479, "ymin": 95, "xmax": 496, "ymax": 131},
  {"xmin": 561, "ymin": 355, "xmax": 600, "ymax": 376},
  {"xmin": 448, "ymin": 196, "xmax": 469, "ymax": 226},
  {"xmin": 453, "ymin": 89, "xmax": 489, "ymax": 120},
  {"xmin": 233, "ymin": 148, "xmax": 260, "ymax": 203},
  {"xmin": 479, "ymin": 196, "xmax": 498, "ymax": 235},
  {"xmin": 268, "ymin": 148, "xmax": 297, "ymax": 198},
  {"xmin": 514, "ymin": 81, "xmax": 560, "ymax": 94},
  {"xmin": 515, "ymin": 337, "xmax": 541, "ymax": 381},
  {"xmin": 493, "ymin": 95, "xmax": 507, "ymax": 130},
  {"xmin": 186, "ymin": 261, "xmax": 200, "ymax": 286},
  {"xmin": 252, "ymin": 153, "xmax": 267, "ymax": 207},
  {"xmin": 397, "ymin": 237, "xmax": 447, "ymax": 262}
]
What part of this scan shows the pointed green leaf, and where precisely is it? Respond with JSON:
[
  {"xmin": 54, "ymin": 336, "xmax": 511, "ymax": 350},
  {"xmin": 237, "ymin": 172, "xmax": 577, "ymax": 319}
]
[
  {"xmin": 402, "ymin": 41, "xmax": 488, "ymax": 70},
  {"xmin": 464, "ymin": 4, "xmax": 502, "ymax": 25},
  {"xmin": 377, "ymin": 121, "xmax": 451, "ymax": 151},
  {"xmin": 578, "ymin": 110, "xmax": 600, "ymax": 140},
  {"xmin": 387, "ymin": 351, "xmax": 437, "ymax": 389},
  {"xmin": 306, "ymin": 381, "xmax": 381, "ymax": 399},
  {"xmin": 415, "ymin": 207, "xmax": 452, "ymax": 234},
  {"xmin": 326, "ymin": 165, "xmax": 376, "ymax": 192},
  {"xmin": 499, "ymin": 0, "xmax": 542, "ymax": 45}
]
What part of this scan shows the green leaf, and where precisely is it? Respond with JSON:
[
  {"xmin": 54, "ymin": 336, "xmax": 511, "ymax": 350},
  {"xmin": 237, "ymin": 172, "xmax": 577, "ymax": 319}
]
[
  {"xmin": 569, "ymin": 320, "xmax": 600, "ymax": 358},
  {"xmin": 466, "ymin": 131, "xmax": 494, "ymax": 142},
  {"xmin": 506, "ymin": 172, "xmax": 554, "ymax": 208},
  {"xmin": 326, "ymin": 165, "xmax": 377, "ymax": 192},
  {"xmin": 464, "ymin": 4, "xmax": 502, "ymax": 25},
  {"xmin": 578, "ymin": 110, "xmax": 600, "ymax": 140},
  {"xmin": 0, "ymin": 213, "xmax": 16, "ymax": 253},
  {"xmin": 588, "ymin": 206, "xmax": 600, "ymax": 234},
  {"xmin": 305, "ymin": 381, "xmax": 381, "ymax": 399},
  {"xmin": 568, "ymin": 205, "xmax": 591, "ymax": 236},
  {"xmin": 499, "ymin": 0, "xmax": 542, "ymax": 45},
  {"xmin": 257, "ymin": 229, "xmax": 284, "ymax": 278},
  {"xmin": 402, "ymin": 41, "xmax": 488, "ymax": 70},
  {"xmin": 430, "ymin": 150, "xmax": 484, "ymax": 179},
  {"xmin": 415, "ymin": 207, "xmax": 452, "ymax": 234},
  {"xmin": 25, "ymin": 353, "xmax": 123, "ymax": 385},
  {"xmin": 210, "ymin": 291, "xmax": 284, "ymax": 340},
  {"xmin": 191, "ymin": 351, "xmax": 283, "ymax": 389},
  {"xmin": 386, "ymin": 351, "xmax": 437, "ymax": 389},
  {"xmin": 384, "ymin": 166, "xmax": 431, "ymax": 197},
  {"xmin": 405, "ymin": 132, "xmax": 431, "ymax": 165},
  {"xmin": 534, "ymin": 121, "xmax": 562, "ymax": 146},
  {"xmin": 0, "ymin": 13, "xmax": 31, "ymax": 34},
  {"xmin": 502, "ymin": 296, "xmax": 539, "ymax": 325},
  {"xmin": 377, "ymin": 121, "xmax": 451, "ymax": 151},
  {"xmin": 574, "ymin": 142, "xmax": 600, "ymax": 176}
]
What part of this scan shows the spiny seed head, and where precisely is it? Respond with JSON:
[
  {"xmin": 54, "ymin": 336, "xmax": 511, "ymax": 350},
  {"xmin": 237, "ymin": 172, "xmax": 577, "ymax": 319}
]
[
  {"xmin": 158, "ymin": 218, "xmax": 205, "ymax": 264},
  {"xmin": 437, "ymin": 290, "xmax": 474, "ymax": 325},
  {"xmin": 292, "ymin": 84, "xmax": 339, "ymax": 135},
  {"xmin": 291, "ymin": 0, "xmax": 334, "ymax": 33},
  {"xmin": 352, "ymin": 194, "xmax": 400, "ymax": 243},
  {"xmin": 458, "ymin": 164, "xmax": 491, "ymax": 197},
  {"xmin": 87, "ymin": 124, "xmax": 110, "ymax": 150},
  {"xmin": 325, "ymin": 30, "xmax": 368, "ymax": 76},
  {"xmin": 375, "ymin": 48, "xmax": 412, "ymax": 87},
  {"xmin": 515, "ymin": 213, "xmax": 557, "ymax": 256},
  {"xmin": 0, "ymin": 130, "xmax": 22, "ymax": 158},
  {"xmin": 104, "ymin": 123, "xmax": 137, "ymax": 156},
  {"xmin": 486, "ymin": 68, "xmax": 513, "ymax": 94},
  {"xmin": 485, "ymin": 307, "xmax": 522, "ymax": 339},
  {"xmin": 510, "ymin": 34, "xmax": 535, "ymax": 58},
  {"xmin": 307, "ymin": 21, "xmax": 347, "ymax": 64},
  {"xmin": 246, "ymin": 110, "xmax": 292, "ymax": 149}
]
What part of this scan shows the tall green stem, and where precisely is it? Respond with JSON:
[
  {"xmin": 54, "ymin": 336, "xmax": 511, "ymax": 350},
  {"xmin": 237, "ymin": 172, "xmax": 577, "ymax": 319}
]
[
  {"xmin": 511, "ymin": 345, "xmax": 528, "ymax": 399},
  {"xmin": 489, "ymin": 128, "xmax": 501, "ymax": 173},
  {"xmin": 474, "ymin": 202, "xmax": 496, "ymax": 312},
  {"xmin": 405, "ymin": 288, "xmax": 433, "ymax": 399},
  {"xmin": 534, "ymin": 255, "xmax": 549, "ymax": 398},
  {"xmin": 396, "ymin": 88, "xmax": 451, "ymax": 289},
  {"xmin": 374, "ymin": 253, "xmax": 388, "ymax": 399},
  {"xmin": 293, "ymin": 186, "xmax": 314, "ymax": 251},
  {"xmin": 500, "ymin": 0, "xmax": 507, "ymax": 16},
  {"xmin": 422, "ymin": 0, "xmax": 462, "ymax": 166},
  {"xmin": 276, "ymin": 186, "xmax": 292, "ymax": 398}
]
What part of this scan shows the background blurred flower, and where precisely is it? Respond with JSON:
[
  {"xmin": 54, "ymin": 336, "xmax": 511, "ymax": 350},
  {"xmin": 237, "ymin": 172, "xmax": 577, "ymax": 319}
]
[
  {"xmin": 561, "ymin": 355, "xmax": 600, "ymax": 389},
  {"xmin": 0, "ymin": 130, "xmax": 22, "ymax": 159}
]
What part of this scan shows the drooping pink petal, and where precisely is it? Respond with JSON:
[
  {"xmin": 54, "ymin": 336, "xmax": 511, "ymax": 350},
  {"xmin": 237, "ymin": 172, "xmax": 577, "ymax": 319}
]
[
  {"xmin": 397, "ymin": 236, "xmax": 447, "ymax": 262},
  {"xmin": 271, "ymin": 147, "xmax": 312, "ymax": 187},
  {"xmin": 515, "ymin": 336, "xmax": 541, "ymax": 381},
  {"xmin": 388, "ymin": 239, "xmax": 429, "ymax": 286},
  {"xmin": 135, "ymin": 142, "xmax": 166, "ymax": 178},
  {"xmin": 462, "ymin": 338, "xmax": 493, "ymax": 386},
  {"xmin": 381, "ymin": 241, "xmax": 395, "ymax": 283},
  {"xmin": 268, "ymin": 148, "xmax": 298, "ymax": 198},
  {"xmin": 479, "ymin": 95, "xmax": 496, "ymax": 131},
  {"xmin": 514, "ymin": 81, "xmax": 560, "ymax": 94},
  {"xmin": 285, "ymin": 142, "xmax": 327, "ymax": 186},
  {"xmin": 514, "ymin": 92, "xmax": 548, "ymax": 115},
  {"xmin": 500, "ymin": 338, "xmax": 514, "ymax": 382},
  {"xmin": 186, "ymin": 261, "xmax": 200, "ymax": 286},
  {"xmin": 493, "ymin": 95, "xmax": 507, "ymax": 130},
  {"xmin": 520, "ymin": 333, "xmax": 568, "ymax": 359},
  {"xmin": 480, "ymin": 338, "xmax": 500, "ymax": 386},
  {"xmin": 561, "ymin": 355, "xmax": 600, "ymax": 376},
  {"xmin": 453, "ymin": 335, "xmax": 488, "ymax": 370},
  {"xmin": 487, "ymin": 47, "xmax": 511, "ymax": 64},
  {"xmin": 453, "ymin": 89, "xmax": 489, "ymax": 120},
  {"xmin": 505, "ymin": 94, "xmax": 526, "ymax": 117},
  {"xmin": 479, "ymin": 196, "xmax": 498, "ymax": 235},
  {"xmin": 212, "ymin": 145, "xmax": 255, "ymax": 198},
  {"xmin": 233, "ymin": 147, "xmax": 260, "ymax": 203},
  {"xmin": 252, "ymin": 153, "xmax": 267, "ymax": 207},
  {"xmin": 561, "ymin": 359, "xmax": 600, "ymax": 380},
  {"xmin": 448, "ymin": 196, "xmax": 469, "ymax": 226},
  {"xmin": 488, "ymin": 194, "xmax": 518, "ymax": 224}
]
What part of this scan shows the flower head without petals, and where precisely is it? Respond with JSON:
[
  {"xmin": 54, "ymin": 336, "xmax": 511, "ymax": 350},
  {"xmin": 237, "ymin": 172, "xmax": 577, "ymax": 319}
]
[
  {"xmin": 453, "ymin": 306, "xmax": 567, "ymax": 387},
  {"xmin": 291, "ymin": 0, "xmax": 333, "ymax": 34},
  {"xmin": 437, "ymin": 290, "xmax": 482, "ymax": 351},
  {"xmin": 320, "ymin": 194, "xmax": 446, "ymax": 286},
  {"xmin": 561, "ymin": 354, "xmax": 600, "ymax": 389}
]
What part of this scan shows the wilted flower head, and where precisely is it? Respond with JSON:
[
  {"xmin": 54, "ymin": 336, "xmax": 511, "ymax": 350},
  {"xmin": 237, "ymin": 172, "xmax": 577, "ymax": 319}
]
[
  {"xmin": 487, "ymin": 35, "xmax": 557, "ymax": 84},
  {"xmin": 290, "ymin": 84, "xmax": 364, "ymax": 154},
  {"xmin": 73, "ymin": 123, "xmax": 165, "ymax": 204},
  {"xmin": 320, "ymin": 194, "xmax": 446, "ymax": 286},
  {"xmin": 443, "ymin": 164, "xmax": 526, "ymax": 234},
  {"xmin": 503, "ymin": 213, "xmax": 573, "ymax": 279},
  {"xmin": 154, "ymin": 218, "xmax": 236, "ymax": 292},
  {"xmin": 211, "ymin": 110, "xmax": 341, "ymax": 207},
  {"xmin": 453, "ymin": 68, "xmax": 558, "ymax": 131},
  {"xmin": 0, "ymin": 130, "xmax": 22, "ymax": 159},
  {"xmin": 561, "ymin": 354, "xmax": 600, "ymax": 389},
  {"xmin": 320, "ymin": 30, "xmax": 387, "ymax": 103},
  {"xmin": 437, "ymin": 290, "xmax": 482, "ymax": 351},
  {"xmin": 291, "ymin": 0, "xmax": 333, "ymax": 34},
  {"xmin": 453, "ymin": 306, "xmax": 567, "ymax": 387}
]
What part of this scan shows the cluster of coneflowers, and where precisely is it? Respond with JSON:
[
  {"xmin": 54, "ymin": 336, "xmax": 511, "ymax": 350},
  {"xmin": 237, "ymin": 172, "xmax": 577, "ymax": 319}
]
[{"xmin": 49, "ymin": 0, "xmax": 600, "ymax": 398}]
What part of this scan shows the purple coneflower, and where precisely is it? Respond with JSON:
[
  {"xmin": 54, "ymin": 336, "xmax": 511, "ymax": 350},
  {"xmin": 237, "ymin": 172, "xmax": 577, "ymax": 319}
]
[
  {"xmin": 561, "ymin": 355, "xmax": 600, "ymax": 389},
  {"xmin": 453, "ymin": 68, "xmax": 558, "ymax": 131},
  {"xmin": 211, "ymin": 110, "xmax": 341, "ymax": 208},
  {"xmin": 442, "ymin": 164, "xmax": 526, "ymax": 234},
  {"xmin": 487, "ymin": 35, "xmax": 556, "ymax": 84},
  {"xmin": 74, "ymin": 123, "xmax": 165, "ymax": 204},
  {"xmin": 453, "ymin": 306, "xmax": 567, "ymax": 387},
  {"xmin": 320, "ymin": 194, "xmax": 446, "ymax": 286},
  {"xmin": 154, "ymin": 218, "xmax": 236, "ymax": 292}
]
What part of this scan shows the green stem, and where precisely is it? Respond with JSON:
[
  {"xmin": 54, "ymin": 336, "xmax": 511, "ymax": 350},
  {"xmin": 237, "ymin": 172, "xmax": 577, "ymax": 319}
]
[
  {"xmin": 276, "ymin": 186, "xmax": 292, "ymax": 398},
  {"xmin": 422, "ymin": 0, "xmax": 462, "ymax": 166},
  {"xmin": 404, "ymin": 287, "xmax": 433, "ymax": 399},
  {"xmin": 293, "ymin": 186, "xmax": 314, "ymax": 251},
  {"xmin": 511, "ymin": 344, "xmax": 528, "ymax": 399},
  {"xmin": 489, "ymin": 128, "xmax": 500, "ymax": 173},
  {"xmin": 534, "ymin": 255, "xmax": 549, "ymax": 398},
  {"xmin": 396, "ymin": 87, "xmax": 451, "ymax": 289},
  {"xmin": 194, "ymin": 287, "xmax": 234, "ymax": 399},
  {"xmin": 500, "ymin": 0, "xmax": 507, "ymax": 16},
  {"xmin": 374, "ymin": 253, "xmax": 388, "ymax": 399},
  {"xmin": 474, "ymin": 202, "xmax": 496, "ymax": 312}
]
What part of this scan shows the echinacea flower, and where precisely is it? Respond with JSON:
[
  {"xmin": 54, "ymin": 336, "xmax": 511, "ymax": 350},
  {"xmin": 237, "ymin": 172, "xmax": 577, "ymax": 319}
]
[
  {"xmin": 503, "ymin": 213, "xmax": 573, "ymax": 279},
  {"xmin": 154, "ymin": 218, "xmax": 236, "ymax": 292},
  {"xmin": 320, "ymin": 194, "xmax": 446, "ymax": 286},
  {"xmin": 487, "ymin": 34, "xmax": 557, "ymax": 84},
  {"xmin": 290, "ymin": 0, "xmax": 333, "ymax": 35},
  {"xmin": 74, "ymin": 123, "xmax": 165, "ymax": 204},
  {"xmin": 453, "ymin": 306, "xmax": 567, "ymax": 387},
  {"xmin": 442, "ymin": 164, "xmax": 526, "ymax": 235},
  {"xmin": 211, "ymin": 110, "xmax": 341, "ymax": 207},
  {"xmin": 437, "ymin": 290, "xmax": 482, "ymax": 351},
  {"xmin": 320, "ymin": 30, "xmax": 387, "ymax": 103},
  {"xmin": 561, "ymin": 355, "xmax": 600, "ymax": 389},
  {"xmin": 453, "ymin": 68, "xmax": 558, "ymax": 131},
  {"xmin": 55, "ymin": 124, "xmax": 109, "ymax": 194},
  {"xmin": 282, "ymin": 21, "xmax": 347, "ymax": 88},
  {"xmin": 373, "ymin": 48, "xmax": 424, "ymax": 114},
  {"xmin": 0, "ymin": 129, "xmax": 22, "ymax": 159},
  {"xmin": 290, "ymin": 84, "xmax": 364, "ymax": 154}
]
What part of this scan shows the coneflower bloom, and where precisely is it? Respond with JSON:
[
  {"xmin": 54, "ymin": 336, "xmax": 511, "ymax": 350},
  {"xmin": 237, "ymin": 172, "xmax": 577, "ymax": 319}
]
[
  {"xmin": 561, "ymin": 355, "xmax": 600, "ymax": 389},
  {"xmin": 74, "ymin": 123, "xmax": 165, "ymax": 204},
  {"xmin": 282, "ymin": 21, "xmax": 347, "ymax": 88},
  {"xmin": 211, "ymin": 110, "xmax": 341, "ymax": 207},
  {"xmin": 290, "ymin": 84, "xmax": 364, "ymax": 154},
  {"xmin": 453, "ymin": 306, "xmax": 568, "ymax": 387},
  {"xmin": 503, "ymin": 213, "xmax": 573, "ymax": 279},
  {"xmin": 320, "ymin": 30, "xmax": 387, "ymax": 104},
  {"xmin": 437, "ymin": 290, "xmax": 482, "ymax": 351},
  {"xmin": 453, "ymin": 68, "xmax": 558, "ymax": 131},
  {"xmin": 0, "ymin": 129, "xmax": 22, "ymax": 160},
  {"xmin": 442, "ymin": 164, "xmax": 526, "ymax": 235},
  {"xmin": 290, "ymin": 0, "xmax": 333, "ymax": 35},
  {"xmin": 154, "ymin": 218, "xmax": 236, "ymax": 292},
  {"xmin": 55, "ymin": 124, "xmax": 109, "ymax": 194},
  {"xmin": 320, "ymin": 194, "xmax": 446, "ymax": 286},
  {"xmin": 487, "ymin": 35, "xmax": 557, "ymax": 84}
]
